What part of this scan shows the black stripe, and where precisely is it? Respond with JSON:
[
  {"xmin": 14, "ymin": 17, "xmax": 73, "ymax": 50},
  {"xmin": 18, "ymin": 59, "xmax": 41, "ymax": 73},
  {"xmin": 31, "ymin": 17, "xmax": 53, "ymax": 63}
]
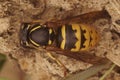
[
  {"xmin": 65, "ymin": 24, "xmax": 78, "ymax": 50},
  {"xmin": 80, "ymin": 26, "xmax": 87, "ymax": 49},
  {"xmin": 57, "ymin": 26, "xmax": 63, "ymax": 47}
]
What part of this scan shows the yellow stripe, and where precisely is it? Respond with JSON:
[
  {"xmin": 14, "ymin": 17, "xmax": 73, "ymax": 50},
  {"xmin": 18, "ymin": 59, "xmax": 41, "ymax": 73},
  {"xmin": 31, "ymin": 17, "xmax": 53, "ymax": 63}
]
[
  {"xmin": 80, "ymin": 24, "xmax": 90, "ymax": 51},
  {"xmin": 60, "ymin": 25, "xmax": 66, "ymax": 49},
  {"xmin": 25, "ymin": 41, "xmax": 29, "ymax": 46},
  {"xmin": 71, "ymin": 24, "xmax": 80, "ymax": 52},
  {"xmin": 48, "ymin": 28, "xmax": 53, "ymax": 45},
  {"xmin": 21, "ymin": 24, "xmax": 30, "ymax": 30},
  {"xmin": 49, "ymin": 29, "xmax": 52, "ymax": 34},
  {"xmin": 27, "ymin": 24, "xmax": 31, "ymax": 30},
  {"xmin": 48, "ymin": 40, "xmax": 52, "ymax": 45},
  {"xmin": 29, "ymin": 38, "xmax": 40, "ymax": 47},
  {"xmin": 90, "ymin": 27, "xmax": 94, "ymax": 46},
  {"xmin": 90, "ymin": 27, "xmax": 99, "ymax": 47},
  {"xmin": 30, "ymin": 26, "xmax": 41, "ymax": 33},
  {"xmin": 48, "ymin": 29, "xmax": 53, "ymax": 45}
]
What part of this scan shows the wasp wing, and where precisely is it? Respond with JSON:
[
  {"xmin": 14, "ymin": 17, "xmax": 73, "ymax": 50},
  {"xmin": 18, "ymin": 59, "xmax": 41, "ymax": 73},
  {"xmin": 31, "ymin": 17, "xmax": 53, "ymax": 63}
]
[
  {"xmin": 46, "ymin": 10, "xmax": 111, "ymax": 28},
  {"xmin": 46, "ymin": 46, "xmax": 108, "ymax": 64}
]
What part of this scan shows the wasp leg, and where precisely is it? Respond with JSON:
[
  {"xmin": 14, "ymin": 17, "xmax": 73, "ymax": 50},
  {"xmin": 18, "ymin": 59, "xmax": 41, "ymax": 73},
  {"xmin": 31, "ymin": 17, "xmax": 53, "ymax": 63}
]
[
  {"xmin": 29, "ymin": 45, "xmax": 69, "ymax": 76},
  {"xmin": 30, "ymin": 20, "xmax": 46, "ymax": 25},
  {"xmin": 46, "ymin": 46, "xmax": 109, "ymax": 64},
  {"xmin": 46, "ymin": 52, "xmax": 69, "ymax": 76}
]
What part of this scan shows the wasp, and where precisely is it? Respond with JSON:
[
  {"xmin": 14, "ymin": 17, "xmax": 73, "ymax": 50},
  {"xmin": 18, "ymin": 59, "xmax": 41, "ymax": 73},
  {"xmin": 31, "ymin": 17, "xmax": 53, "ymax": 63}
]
[{"xmin": 20, "ymin": 10, "xmax": 110, "ymax": 67}]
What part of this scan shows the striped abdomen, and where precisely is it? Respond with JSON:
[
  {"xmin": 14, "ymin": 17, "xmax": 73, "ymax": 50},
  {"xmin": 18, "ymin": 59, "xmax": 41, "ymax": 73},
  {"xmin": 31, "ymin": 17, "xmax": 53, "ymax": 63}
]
[{"xmin": 57, "ymin": 24, "xmax": 100, "ymax": 52}]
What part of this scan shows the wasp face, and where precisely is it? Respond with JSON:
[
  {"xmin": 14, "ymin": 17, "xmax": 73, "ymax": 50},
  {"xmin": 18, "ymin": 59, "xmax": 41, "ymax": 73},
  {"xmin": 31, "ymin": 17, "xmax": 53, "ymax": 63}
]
[
  {"xmin": 20, "ymin": 23, "xmax": 30, "ymax": 47},
  {"xmin": 20, "ymin": 23, "xmax": 55, "ymax": 48}
]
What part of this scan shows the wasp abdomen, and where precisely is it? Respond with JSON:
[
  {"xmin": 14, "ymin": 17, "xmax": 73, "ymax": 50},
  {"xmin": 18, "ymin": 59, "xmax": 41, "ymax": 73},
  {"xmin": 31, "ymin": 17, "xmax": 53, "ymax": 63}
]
[{"xmin": 57, "ymin": 24, "xmax": 100, "ymax": 52}]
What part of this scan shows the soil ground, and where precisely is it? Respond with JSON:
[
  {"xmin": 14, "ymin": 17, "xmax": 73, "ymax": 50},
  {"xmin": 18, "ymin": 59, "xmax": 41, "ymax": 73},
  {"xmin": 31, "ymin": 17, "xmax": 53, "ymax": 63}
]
[{"xmin": 0, "ymin": 0, "xmax": 120, "ymax": 80}]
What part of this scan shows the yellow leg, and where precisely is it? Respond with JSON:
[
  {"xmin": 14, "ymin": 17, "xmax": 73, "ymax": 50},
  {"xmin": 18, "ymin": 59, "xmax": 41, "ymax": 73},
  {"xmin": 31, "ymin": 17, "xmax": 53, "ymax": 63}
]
[
  {"xmin": 46, "ymin": 52, "xmax": 69, "ymax": 76},
  {"xmin": 47, "ymin": 52, "xmax": 65, "ymax": 67},
  {"xmin": 30, "ymin": 45, "xmax": 69, "ymax": 76}
]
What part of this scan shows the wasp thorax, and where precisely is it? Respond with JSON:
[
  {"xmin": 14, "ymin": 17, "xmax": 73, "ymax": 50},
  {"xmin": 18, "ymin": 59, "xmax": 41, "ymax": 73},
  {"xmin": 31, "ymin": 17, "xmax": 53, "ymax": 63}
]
[{"xmin": 20, "ymin": 23, "xmax": 55, "ymax": 47}]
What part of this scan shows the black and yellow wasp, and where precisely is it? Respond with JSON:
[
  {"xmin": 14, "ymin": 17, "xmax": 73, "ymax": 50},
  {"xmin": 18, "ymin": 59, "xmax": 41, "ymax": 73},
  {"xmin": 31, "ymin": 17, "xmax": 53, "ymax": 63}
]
[{"xmin": 20, "ymin": 10, "xmax": 110, "ymax": 65}]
